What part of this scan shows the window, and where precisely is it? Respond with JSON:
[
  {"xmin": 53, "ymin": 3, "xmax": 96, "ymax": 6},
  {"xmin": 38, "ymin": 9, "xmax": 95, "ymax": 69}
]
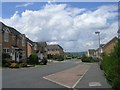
[
  {"xmin": 4, "ymin": 30, "xmax": 9, "ymax": 42},
  {"xmin": 22, "ymin": 35, "xmax": 25, "ymax": 46},
  {"xmin": 3, "ymin": 48, "xmax": 10, "ymax": 53}
]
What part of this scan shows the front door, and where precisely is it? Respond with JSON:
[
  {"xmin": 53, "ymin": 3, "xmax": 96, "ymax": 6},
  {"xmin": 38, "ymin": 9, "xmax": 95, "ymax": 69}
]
[
  {"xmin": 12, "ymin": 51, "xmax": 15, "ymax": 61},
  {"xmin": 16, "ymin": 52, "xmax": 19, "ymax": 62}
]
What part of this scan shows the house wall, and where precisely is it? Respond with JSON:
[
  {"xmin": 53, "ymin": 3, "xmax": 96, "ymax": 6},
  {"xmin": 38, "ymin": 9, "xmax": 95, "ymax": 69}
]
[
  {"xmin": 87, "ymin": 50, "xmax": 96, "ymax": 57},
  {"xmin": 2, "ymin": 25, "xmax": 27, "ymax": 62},
  {"xmin": 17, "ymin": 36, "xmax": 22, "ymax": 48},
  {"xmin": 0, "ymin": 30, "xmax": 2, "ymax": 56},
  {"xmin": 47, "ymin": 50, "xmax": 60, "ymax": 55},
  {"xmin": 27, "ymin": 43, "xmax": 33, "ymax": 57},
  {"xmin": 103, "ymin": 40, "xmax": 117, "ymax": 55},
  {"xmin": 47, "ymin": 49, "xmax": 64, "ymax": 59}
]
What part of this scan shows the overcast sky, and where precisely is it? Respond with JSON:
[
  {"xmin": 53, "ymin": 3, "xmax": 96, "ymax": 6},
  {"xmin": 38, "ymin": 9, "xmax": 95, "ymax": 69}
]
[{"xmin": 1, "ymin": 2, "xmax": 118, "ymax": 52}]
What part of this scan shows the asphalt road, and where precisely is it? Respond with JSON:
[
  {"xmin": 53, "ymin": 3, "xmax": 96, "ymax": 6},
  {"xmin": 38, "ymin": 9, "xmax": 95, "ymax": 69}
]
[
  {"xmin": 2, "ymin": 60, "xmax": 80, "ymax": 88},
  {"xmin": 2, "ymin": 60, "xmax": 111, "ymax": 89}
]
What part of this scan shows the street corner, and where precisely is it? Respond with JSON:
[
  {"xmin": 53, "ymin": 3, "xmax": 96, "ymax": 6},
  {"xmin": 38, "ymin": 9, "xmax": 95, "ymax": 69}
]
[{"xmin": 43, "ymin": 64, "xmax": 91, "ymax": 88}]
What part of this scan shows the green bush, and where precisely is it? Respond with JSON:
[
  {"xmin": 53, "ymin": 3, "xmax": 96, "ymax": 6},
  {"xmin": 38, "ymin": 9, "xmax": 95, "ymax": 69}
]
[
  {"xmin": 2, "ymin": 53, "xmax": 11, "ymax": 60},
  {"xmin": 9, "ymin": 63, "xmax": 19, "ymax": 68},
  {"xmin": 56, "ymin": 57, "xmax": 64, "ymax": 61},
  {"xmin": 81, "ymin": 55, "xmax": 93, "ymax": 62},
  {"xmin": 102, "ymin": 39, "xmax": 120, "ymax": 90},
  {"xmin": 19, "ymin": 63, "xmax": 27, "ymax": 67},
  {"xmin": 28, "ymin": 53, "xmax": 38, "ymax": 65},
  {"xmin": 66, "ymin": 57, "xmax": 72, "ymax": 59},
  {"xmin": 2, "ymin": 53, "xmax": 11, "ymax": 66}
]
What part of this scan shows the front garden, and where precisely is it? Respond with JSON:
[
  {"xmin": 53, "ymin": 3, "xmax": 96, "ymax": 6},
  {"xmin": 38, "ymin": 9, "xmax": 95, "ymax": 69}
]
[{"xmin": 2, "ymin": 53, "xmax": 45, "ymax": 68}]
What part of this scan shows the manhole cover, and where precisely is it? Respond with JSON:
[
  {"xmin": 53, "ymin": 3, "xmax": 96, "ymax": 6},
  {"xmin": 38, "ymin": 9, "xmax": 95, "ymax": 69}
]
[{"xmin": 89, "ymin": 82, "xmax": 101, "ymax": 87}]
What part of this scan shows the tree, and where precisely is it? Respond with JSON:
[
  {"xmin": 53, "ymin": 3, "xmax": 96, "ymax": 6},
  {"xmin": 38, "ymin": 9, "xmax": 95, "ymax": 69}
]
[{"xmin": 28, "ymin": 53, "xmax": 38, "ymax": 65}]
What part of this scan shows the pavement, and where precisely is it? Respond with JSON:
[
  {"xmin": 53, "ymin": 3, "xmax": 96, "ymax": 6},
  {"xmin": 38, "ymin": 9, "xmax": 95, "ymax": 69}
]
[
  {"xmin": 75, "ymin": 63, "xmax": 112, "ymax": 89},
  {"xmin": 2, "ymin": 60, "xmax": 112, "ymax": 89}
]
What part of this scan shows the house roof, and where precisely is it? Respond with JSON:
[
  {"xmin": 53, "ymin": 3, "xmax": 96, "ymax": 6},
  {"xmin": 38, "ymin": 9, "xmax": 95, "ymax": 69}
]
[
  {"xmin": 100, "ymin": 44, "xmax": 105, "ymax": 48},
  {"xmin": 37, "ymin": 42, "xmax": 47, "ymax": 46},
  {"xmin": 33, "ymin": 42, "xmax": 47, "ymax": 47},
  {"xmin": 26, "ymin": 37, "xmax": 33, "ymax": 45},
  {"xmin": 47, "ymin": 44, "xmax": 63, "ymax": 50},
  {"xmin": 0, "ymin": 22, "xmax": 21, "ymax": 36}
]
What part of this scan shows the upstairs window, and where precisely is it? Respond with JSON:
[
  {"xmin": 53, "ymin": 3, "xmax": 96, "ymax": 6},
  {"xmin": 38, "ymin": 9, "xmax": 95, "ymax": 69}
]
[
  {"xmin": 3, "ymin": 27, "xmax": 9, "ymax": 42},
  {"xmin": 22, "ymin": 35, "xmax": 25, "ymax": 46},
  {"xmin": 4, "ymin": 30, "xmax": 9, "ymax": 42}
]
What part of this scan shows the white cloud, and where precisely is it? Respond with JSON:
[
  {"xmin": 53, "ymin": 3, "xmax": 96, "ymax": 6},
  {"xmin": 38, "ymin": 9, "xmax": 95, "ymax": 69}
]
[
  {"xmin": 16, "ymin": 2, "xmax": 33, "ymax": 8},
  {"xmin": 2, "ymin": 3, "xmax": 118, "ymax": 52}
]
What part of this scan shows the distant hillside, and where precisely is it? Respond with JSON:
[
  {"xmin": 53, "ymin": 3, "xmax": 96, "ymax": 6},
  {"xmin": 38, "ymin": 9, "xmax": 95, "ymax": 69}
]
[{"xmin": 65, "ymin": 51, "xmax": 87, "ymax": 56}]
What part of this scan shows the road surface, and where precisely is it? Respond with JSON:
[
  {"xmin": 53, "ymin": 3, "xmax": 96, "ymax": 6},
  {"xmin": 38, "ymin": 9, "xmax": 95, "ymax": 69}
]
[{"xmin": 2, "ymin": 60, "xmax": 112, "ymax": 89}]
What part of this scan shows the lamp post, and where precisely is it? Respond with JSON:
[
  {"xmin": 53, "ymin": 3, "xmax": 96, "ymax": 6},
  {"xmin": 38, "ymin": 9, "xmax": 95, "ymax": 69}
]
[
  {"xmin": 95, "ymin": 31, "xmax": 101, "ymax": 59},
  {"xmin": 118, "ymin": 28, "xmax": 120, "ymax": 39}
]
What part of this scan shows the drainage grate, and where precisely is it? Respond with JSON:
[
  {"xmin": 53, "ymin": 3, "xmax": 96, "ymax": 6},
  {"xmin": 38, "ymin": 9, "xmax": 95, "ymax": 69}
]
[{"xmin": 89, "ymin": 82, "xmax": 101, "ymax": 87}]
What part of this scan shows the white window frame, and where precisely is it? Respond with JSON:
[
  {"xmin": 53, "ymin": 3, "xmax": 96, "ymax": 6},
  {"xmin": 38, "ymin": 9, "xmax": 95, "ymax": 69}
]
[
  {"xmin": 22, "ymin": 36, "xmax": 25, "ymax": 46},
  {"xmin": 3, "ymin": 48, "xmax": 10, "ymax": 53},
  {"xmin": 4, "ymin": 30, "xmax": 9, "ymax": 42},
  {"xmin": 3, "ymin": 28, "xmax": 9, "ymax": 42}
]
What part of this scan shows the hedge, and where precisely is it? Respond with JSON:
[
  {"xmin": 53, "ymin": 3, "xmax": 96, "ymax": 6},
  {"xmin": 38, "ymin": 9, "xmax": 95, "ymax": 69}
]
[{"xmin": 102, "ymin": 39, "xmax": 120, "ymax": 90}]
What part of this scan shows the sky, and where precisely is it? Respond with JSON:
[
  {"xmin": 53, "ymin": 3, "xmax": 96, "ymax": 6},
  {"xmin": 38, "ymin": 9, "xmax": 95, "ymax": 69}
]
[{"xmin": 1, "ymin": 2, "xmax": 119, "ymax": 52}]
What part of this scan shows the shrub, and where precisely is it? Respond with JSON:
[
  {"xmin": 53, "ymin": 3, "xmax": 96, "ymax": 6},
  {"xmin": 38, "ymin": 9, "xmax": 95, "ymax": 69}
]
[
  {"xmin": 81, "ymin": 55, "xmax": 93, "ymax": 62},
  {"xmin": 19, "ymin": 60, "xmax": 27, "ymax": 64},
  {"xmin": 28, "ymin": 53, "xmax": 38, "ymax": 65},
  {"xmin": 19, "ymin": 63, "xmax": 27, "ymax": 67},
  {"xmin": 77, "ymin": 57, "xmax": 81, "ymax": 59},
  {"xmin": 2, "ymin": 53, "xmax": 11, "ymax": 60},
  {"xmin": 9, "ymin": 63, "xmax": 19, "ymax": 68},
  {"xmin": 66, "ymin": 57, "xmax": 72, "ymax": 59},
  {"xmin": 4, "ymin": 63, "xmax": 9, "ymax": 67},
  {"xmin": 2, "ymin": 53, "xmax": 11, "ymax": 67},
  {"xmin": 102, "ymin": 39, "xmax": 120, "ymax": 90},
  {"xmin": 56, "ymin": 57, "xmax": 64, "ymax": 61}
]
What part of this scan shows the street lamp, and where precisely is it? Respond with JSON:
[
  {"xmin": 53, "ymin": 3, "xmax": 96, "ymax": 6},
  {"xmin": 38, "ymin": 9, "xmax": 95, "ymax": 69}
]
[
  {"xmin": 117, "ymin": 27, "xmax": 120, "ymax": 39},
  {"xmin": 95, "ymin": 31, "xmax": 101, "ymax": 59}
]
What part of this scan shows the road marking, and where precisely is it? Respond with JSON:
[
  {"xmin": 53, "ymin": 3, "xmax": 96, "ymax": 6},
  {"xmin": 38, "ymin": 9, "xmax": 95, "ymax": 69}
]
[
  {"xmin": 72, "ymin": 66, "xmax": 91, "ymax": 88},
  {"xmin": 43, "ymin": 76, "xmax": 71, "ymax": 88},
  {"xmin": 43, "ymin": 64, "xmax": 91, "ymax": 88},
  {"xmin": 89, "ymin": 82, "xmax": 101, "ymax": 87}
]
